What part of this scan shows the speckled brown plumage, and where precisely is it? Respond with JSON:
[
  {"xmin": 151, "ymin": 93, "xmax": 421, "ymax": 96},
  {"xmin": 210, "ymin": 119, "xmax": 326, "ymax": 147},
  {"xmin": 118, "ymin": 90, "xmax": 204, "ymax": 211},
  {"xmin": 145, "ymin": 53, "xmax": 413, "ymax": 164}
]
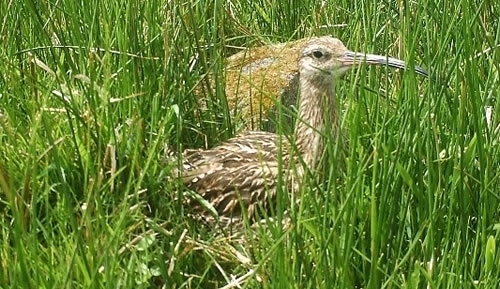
[
  {"xmin": 178, "ymin": 36, "xmax": 428, "ymax": 227},
  {"xmin": 180, "ymin": 131, "xmax": 292, "ymax": 226}
]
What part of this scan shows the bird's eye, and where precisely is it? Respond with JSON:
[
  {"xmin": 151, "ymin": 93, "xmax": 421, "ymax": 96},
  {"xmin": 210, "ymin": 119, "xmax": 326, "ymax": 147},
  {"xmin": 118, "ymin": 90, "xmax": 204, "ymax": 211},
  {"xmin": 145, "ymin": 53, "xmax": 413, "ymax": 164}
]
[{"xmin": 312, "ymin": 50, "xmax": 324, "ymax": 59}]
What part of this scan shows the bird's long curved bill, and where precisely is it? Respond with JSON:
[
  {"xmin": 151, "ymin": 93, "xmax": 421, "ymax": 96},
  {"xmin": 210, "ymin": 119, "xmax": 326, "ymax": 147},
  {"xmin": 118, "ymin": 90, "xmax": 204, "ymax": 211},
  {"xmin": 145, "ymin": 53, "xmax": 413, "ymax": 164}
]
[{"xmin": 341, "ymin": 51, "xmax": 428, "ymax": 77}]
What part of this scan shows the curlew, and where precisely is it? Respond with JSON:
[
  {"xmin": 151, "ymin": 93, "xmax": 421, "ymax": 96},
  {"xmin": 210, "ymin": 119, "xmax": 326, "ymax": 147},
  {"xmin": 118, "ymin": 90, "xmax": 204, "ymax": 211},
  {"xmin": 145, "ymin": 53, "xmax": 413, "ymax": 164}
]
[{"xmin": 179, "ymin": 36, "xmax": 428, "ymax": 227}]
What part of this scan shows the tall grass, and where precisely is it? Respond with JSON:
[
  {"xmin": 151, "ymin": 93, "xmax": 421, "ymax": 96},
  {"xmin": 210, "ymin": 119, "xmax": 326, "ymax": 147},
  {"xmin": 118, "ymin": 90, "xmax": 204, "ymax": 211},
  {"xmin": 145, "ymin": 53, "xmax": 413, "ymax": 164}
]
[{"xmin": 0, "ymin": 0, "xmax": 499, "ymax": 288}]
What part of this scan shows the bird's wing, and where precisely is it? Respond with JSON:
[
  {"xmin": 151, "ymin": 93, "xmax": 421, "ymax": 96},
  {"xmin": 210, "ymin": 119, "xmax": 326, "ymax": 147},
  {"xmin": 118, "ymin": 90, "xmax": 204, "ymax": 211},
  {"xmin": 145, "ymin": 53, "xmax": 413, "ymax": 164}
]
[{"xmin": 180, "ymin": 131, "xmax": 290, "ymax": 221}]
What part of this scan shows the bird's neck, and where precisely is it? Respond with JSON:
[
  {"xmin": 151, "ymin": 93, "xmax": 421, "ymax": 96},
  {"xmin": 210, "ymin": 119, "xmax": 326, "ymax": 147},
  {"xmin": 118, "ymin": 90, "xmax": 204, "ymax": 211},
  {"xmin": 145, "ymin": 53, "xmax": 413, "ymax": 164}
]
[{"xmin": 294, "ymin": 75, "xmax": 337, "ymax": 170}]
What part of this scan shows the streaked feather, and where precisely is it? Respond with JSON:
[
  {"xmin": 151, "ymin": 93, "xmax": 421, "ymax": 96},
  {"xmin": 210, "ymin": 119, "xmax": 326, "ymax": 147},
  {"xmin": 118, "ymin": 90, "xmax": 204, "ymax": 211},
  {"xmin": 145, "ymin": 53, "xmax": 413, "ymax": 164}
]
[{"xmin": 176, "ymin": 131, "xmax": 292, "ymax": 225}]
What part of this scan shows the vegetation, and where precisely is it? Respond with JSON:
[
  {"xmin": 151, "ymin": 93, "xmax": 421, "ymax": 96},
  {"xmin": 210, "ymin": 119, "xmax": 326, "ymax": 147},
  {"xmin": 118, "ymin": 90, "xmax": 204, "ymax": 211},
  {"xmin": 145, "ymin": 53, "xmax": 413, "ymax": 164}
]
[{"xmin": 0, "ymin": 0, "xmax": 499, "ymax": 288}]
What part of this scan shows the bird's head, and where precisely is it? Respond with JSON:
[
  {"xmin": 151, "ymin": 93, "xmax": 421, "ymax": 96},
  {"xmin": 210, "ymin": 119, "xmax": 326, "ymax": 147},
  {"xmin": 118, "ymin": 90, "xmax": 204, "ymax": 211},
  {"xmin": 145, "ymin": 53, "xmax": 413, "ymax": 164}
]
[{"xmin": 299, "ymin": 36, "xmax": 428, "ymax": 81}]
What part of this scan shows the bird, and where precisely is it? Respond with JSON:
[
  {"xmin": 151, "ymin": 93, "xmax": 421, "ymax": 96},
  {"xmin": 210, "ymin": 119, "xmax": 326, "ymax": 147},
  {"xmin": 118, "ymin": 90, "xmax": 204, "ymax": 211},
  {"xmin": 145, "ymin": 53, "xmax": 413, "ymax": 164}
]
[{"xmin": 177, "ymin": 36, "xmax": 428, "ymax": 228}]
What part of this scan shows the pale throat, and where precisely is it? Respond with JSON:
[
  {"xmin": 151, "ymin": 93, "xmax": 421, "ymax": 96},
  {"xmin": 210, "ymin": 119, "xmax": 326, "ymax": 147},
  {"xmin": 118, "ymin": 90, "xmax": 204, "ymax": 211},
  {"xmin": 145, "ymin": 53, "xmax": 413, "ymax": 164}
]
[{"xmin": 294, "ymin": 74, "xmax": 337, "ymax": 170}]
